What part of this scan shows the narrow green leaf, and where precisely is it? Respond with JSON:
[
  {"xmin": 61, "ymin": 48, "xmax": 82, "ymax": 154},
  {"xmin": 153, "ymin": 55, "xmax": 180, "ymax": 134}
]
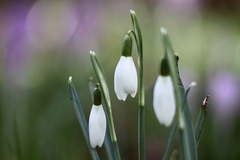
[
  {"xmin": 104, "ymin": 125, "xmax": 116, "ymax": 160},
  {"xmin": 90, "ymin": 51, "xmax": 111, "ymax": 111},
  {"xmin": 169, "ymin": 149, "xmax": 179, "ymax": 160},
  {"xmin": 89, "ymin": 52, "xmax": 121, "ymax": 160},
  {"xmin": 68, "ymin": 76, "xmax": 100, "ymax": 160},
  {"xmin": 161, "ymin": 28, "xmax": 198, "ymax": 160},
  {"xmin": 162, "ymin": 82, "xmax": 197, "ymax": 160},
  {"xmin": 13, "ymin": 113, "xmax": 22, "ymax": 160},
  {"xmin": 195, "ymin": 95, "xmax": 209, "ymax": 146}
]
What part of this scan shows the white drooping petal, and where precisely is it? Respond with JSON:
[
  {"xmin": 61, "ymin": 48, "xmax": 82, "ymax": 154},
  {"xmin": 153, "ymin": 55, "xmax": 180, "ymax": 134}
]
[
  {"xmin": 89, "ymin": 104, "xmax": 106, "ymax": 148},
  {"xmin": 114, "ymin": 56, "xmax": 138, "ymax": 101},
  {"xmin": 153, "ymin": 75, "xmax": 176, "ymax": 127}
]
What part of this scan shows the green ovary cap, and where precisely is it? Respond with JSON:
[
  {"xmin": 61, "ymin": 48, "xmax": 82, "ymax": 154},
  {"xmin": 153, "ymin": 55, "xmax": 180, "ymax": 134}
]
[
  {"xmin": 121, "ymin": 34, "xmax": 133, "ymax": 57},
  {"xmin": 160, "ymin": 58, "xmax": 170, "ymax": 76},
  {"xmin": 94, "ymin": 83, "xmax": 102, "ymax": 105}
]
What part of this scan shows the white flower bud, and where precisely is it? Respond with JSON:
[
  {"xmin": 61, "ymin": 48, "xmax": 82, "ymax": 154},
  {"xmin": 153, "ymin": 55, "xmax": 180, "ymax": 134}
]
[
  {"xmin": 89, "ymin": 104, "xmax": 106, "ymax": 148},
  {"xmin": 153, "ymin": 75, "xmax": 176, "ymax": 127},
  {"xmin": 114, "ymin": 56, "xmax": 138, "ymax": 101}
]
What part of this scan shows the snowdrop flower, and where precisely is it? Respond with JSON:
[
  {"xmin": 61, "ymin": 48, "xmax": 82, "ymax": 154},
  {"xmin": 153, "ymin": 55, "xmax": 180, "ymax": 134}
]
[
  {"xmin": 153, "ymin": 58, "xmax": 176, "ymax": 127},
  {"xmin": 89, "ymin": 84, "xmax": 106, "ymax": 148},
  {"xmin": 114, "ymin": 34, "xmax": 138, "ymax": 101}
]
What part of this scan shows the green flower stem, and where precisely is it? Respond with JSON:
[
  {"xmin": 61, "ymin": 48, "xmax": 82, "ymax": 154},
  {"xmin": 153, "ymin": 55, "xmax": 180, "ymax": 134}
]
[
  {"xmin": 90, "ymin": 51, "xmax": 121, "ymax": 160},
  {"xmin": 161, "ymin": 28, "xmax": 183, "ymax": 130},
  {"xmin": 130, "ymin": 10, "xmax": 145, "ymax": 160},
  {"xmin": 88, "ymin": 79, "xmax": 115, "ymax": 160},
  {"xmin": 161, "ymin": 28, "xmax": 198, "ymax": 160}
]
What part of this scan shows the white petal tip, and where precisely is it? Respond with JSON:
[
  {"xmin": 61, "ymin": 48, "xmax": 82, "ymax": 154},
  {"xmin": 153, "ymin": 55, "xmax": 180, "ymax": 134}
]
[
  {"xmin": 130, "ymin": 10, "xmax": 135, "ymax": 14},
  {"xmin": 190, "ymin": 82, "xmax": 197, "ymax": 87},
  {"xmin": 117, "ymin": 96, "xmax": 127, "ymax": 101},
  {"xmin": 163, "ymin": 121, "xmax": 172, "ymax": 127},
  {"xmin": 68, "ymin": 76, "xmax": 72, "ymax": 83},
  {"xmin": 98, "ymin": 143, "xmax": 103, "ymax": 147},
  {"xmin": 160, "ymin": 117, "xmax": 174, "ymax": 127},
  {"xmin": 90, "ymin": 51, "xmax": 95, "ymax": 55},
  {"xmin": 160, "ymin": 27, "xmax": 167, "ymax": 34},
  {"xmin": 130, "ymin": 92, "xmax": 136, "ymax": 98},
  {"xmin": 91, "ymin": 144, "xmax": 97, "ymax": 148}
]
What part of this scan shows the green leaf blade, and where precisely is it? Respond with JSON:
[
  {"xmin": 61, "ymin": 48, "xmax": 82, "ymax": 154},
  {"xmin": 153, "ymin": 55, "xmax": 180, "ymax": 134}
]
[
  {"xmin": 68, "ymin": 77, "xmax": 100, "ymax": 160},
  {"xmin": 195, "ymin": 95, "xmax": 209, "ymax": 146},
  {"xmin": 161, "ymin": 28, "xmax": 198, "ymax": 160},
  {"xmin": 162, "ymin": 82, "xmax": 197, "ymax": 160},
  {"xmin": 89, "ymin": 52, "xmax": 121, "ymax": 160},
  {"xmin": 90, "ymin": 51, "xmax": 111, "ymax": 110}
]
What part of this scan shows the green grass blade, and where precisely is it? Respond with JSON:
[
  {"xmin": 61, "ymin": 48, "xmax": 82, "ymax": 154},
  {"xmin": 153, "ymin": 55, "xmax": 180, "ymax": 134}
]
[
  {"xmin": 161, "ymin": 28, "xmax": 198, "ymax": 160},
  {"xmin": 162, "ymin": 82, "xmax": 197, "ymax": 160},
  {"xmin": 68, "ymin": 77, "xmax": 100, "ymax": 160},
  {"xmin": 162, "ymin": 118, "xmax": 177, "ymax": 160},
  {"xmin": 90, "ymin": 51, "xmax": 121, "ymax": 160},
  {"xmin": 104, "ymin": 125, "xmax": 116, "ymax": 160},
  {"xmin": 195, "ymin": 95, "xmax": 209, "ymax": 146},
  {"xmin": 90, "ymin": 51, "xmax": 111, "ymax": 109},
  {"xmin": 13, "ymin": 113, "xmax": 22, "ymax": 160}
]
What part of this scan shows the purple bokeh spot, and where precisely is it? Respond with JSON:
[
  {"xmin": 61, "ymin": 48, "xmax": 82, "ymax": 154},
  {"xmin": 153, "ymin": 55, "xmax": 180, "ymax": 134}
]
[
  {"xmin": 207, "ymin": 70, "xmax": 240, "ymax": 118},
  {"xmin": 3, "ymin": 3, "xmax": 30, "ymax": 75}
]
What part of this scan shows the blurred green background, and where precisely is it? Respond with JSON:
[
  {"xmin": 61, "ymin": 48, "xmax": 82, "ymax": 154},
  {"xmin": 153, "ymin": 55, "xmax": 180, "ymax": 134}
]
[{"xmin": 1, "ymin": 0, "xmax": 240, "ymax": 159}]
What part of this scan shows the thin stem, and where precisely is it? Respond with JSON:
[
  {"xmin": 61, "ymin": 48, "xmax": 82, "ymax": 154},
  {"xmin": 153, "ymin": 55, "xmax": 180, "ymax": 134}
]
[
  {"xmin": 90, "ymin": 52, "xmax": 121, "ymax": 160},
  {"xmin": 130, "ymin": 10, "xmax": 145, "ymax": 160},
  {"xmin": 88, "ymin": 78, "xmax": 116, "ymax": 160},
  {"xmin": 160, "ymin": 28, "xmax": 198, "ymax": 160},
  {"xmin": 161, "ymin": 28, "xmax": 183, "ymax": 130},
  {"xmin": 138, "ymin": 105, "xmax": 145, "ymax": 160}
]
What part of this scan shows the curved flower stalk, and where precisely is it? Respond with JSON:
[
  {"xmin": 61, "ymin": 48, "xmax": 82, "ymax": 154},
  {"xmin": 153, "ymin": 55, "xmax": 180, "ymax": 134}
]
[
  {"xmin": 89, "ymin": 84, "xmax": 106, "ymax": 148},
  {"xmin": 114, "ymin": 34, "xmax": 138, "ymax": 101},
  {"xmin": 160, "ymin": 28, "xmax": 198, "ymax": 160},
  {"xmin": 153, "ymin": 58, "xmax": 176, "ymax": 127}
]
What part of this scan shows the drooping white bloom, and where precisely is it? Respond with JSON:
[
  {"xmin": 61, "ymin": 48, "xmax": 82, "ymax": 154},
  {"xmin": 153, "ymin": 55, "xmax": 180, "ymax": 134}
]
[
  {"xmin": 153, "ymin": 75, "xmax": 176, "ymax": 127},
  {"xmin": 89, "ymin": 104, "xmax": 106, "ymax": 148},
  {"xmin": 114, "ymin": 56, "xmax": 138, "ymax": 101}
]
